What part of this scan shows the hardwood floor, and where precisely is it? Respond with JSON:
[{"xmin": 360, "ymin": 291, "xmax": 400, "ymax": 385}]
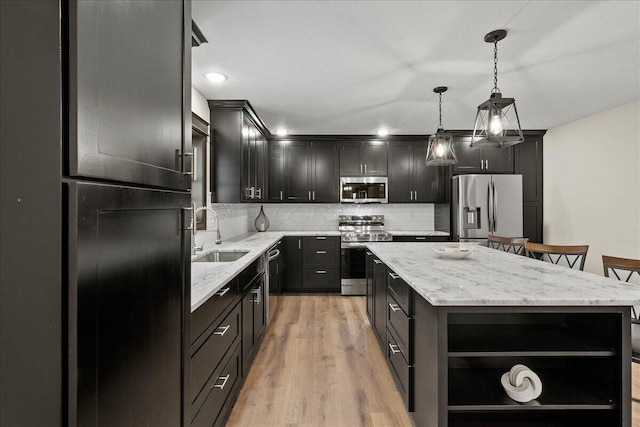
[
  {"xmin": 226, "ymin": 295, "xmax": 411, "ymax": 426},
  {"xmin": 227, "ymin": 294, "xmax": 640, "ymax": 427}
]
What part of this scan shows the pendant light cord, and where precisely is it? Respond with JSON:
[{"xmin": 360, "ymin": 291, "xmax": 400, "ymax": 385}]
[
  {"xmin": 493, "ymin": 41, "xmax": 500, "ymax": 93},
  {"xmin": 438, "ymin": 92, "xmax": 443, "ymax": 129}
]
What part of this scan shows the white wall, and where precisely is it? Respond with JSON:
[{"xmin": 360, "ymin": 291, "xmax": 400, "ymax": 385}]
[
  {"xmin": 544, "ymin": 100, "xmax": 640, "ymax": 274},
  {"xmin": 191, "ymin": 87, "xmax": 209, "ymax": 123}
]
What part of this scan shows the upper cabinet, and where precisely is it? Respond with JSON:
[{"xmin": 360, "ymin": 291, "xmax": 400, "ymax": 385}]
[
  {"xmin": 66, "ymin": 0, "xmax": 191, "ymax": 191},
  {"xmin": 340, "ymin": 141, "xmax": 388, "ymax": 176},
  {"xmin": 269, "ymin": 140, "xmax": 339, "ymax": 203},
  {"xmin": 453, "ymin": 136, "xmax": 514, "ymax": 174},
  {"xmin": 514, "ymin": 133, "xmax": 545, "ymax": 243},
  {"xmin": 388, "ymin": 141, "xmax": 439, "ymax": 203},
  {"xmin": 209, "ymin": 100, "xmax": 269, "ymax": 203}
]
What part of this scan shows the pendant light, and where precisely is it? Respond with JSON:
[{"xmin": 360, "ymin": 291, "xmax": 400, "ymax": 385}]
[
  {"xmin": 426, "ymin": 86, "xmax": 457, "ymax": 166},
  {"xmin": 471, "ymin": 29, "xmax": 524, "ymax": 148}
]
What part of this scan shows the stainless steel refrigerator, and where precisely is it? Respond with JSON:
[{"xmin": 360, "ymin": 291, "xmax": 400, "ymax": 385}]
[{"xmin": 452, "ymin": 175, "xmax": 523, "ymax": 243}]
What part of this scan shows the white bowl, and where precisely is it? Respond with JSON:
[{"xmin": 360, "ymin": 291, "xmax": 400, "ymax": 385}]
[{"xmin": 433, "ymin": 246, "xmax": 473, "ymax": 259}]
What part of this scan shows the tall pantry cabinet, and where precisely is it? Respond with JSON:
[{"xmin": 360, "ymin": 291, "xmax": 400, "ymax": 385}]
[{"xmin": 1, "ymin": 1, "xmax": 192, "ymax": 426}]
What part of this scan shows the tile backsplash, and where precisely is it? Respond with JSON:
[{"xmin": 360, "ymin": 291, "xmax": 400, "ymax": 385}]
[{"xmin": 196, "ymin": 203, "xmax": 436, "ymax": 246}]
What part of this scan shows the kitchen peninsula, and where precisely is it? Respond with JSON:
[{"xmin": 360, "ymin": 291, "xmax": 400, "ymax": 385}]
[{"xmin": 365, "ymin": 242, "xmax": 639, "ymax": 426}]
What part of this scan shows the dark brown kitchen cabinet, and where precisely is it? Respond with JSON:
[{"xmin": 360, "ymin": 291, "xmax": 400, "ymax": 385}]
[
  {"xmin": 366, "ymin": 251, "xmax": 375, "ymax": 324},
  {"xmin": 71, "ymin": 182, "xmax": 191, "ymax": 427},
  {"xmin": 283, "ymin": 236, "xmax": 340, "ymax": 292},
  {"xmin": 340, "ymin": 141, "xmax": 388, "ymax": 176},
  {"xmin": 278, "ymin": 141, "xmax": 339, "ymax": 202},
  {"xmin": 388, "ymin": 141, "xmax": 437, "ymax": 202},
  {"xmin": 268, "ymin": 142, "xmax": 285, "ymax": 202},
  {"xmin": 373, "ymin": 258, "xmax": 388, "ymax": 348},
  {"xmin": 515, "ymin": 133, "xmax": 545, "ymax": 243},
  {"xmin": 210, "ymin": 100, "xmax": 269, "ymax": 203},
  {"xmin": 453, "ymin": 135, "xmax": 514, "ymax": 174},
  {"xmin": 67, "ymin": 0, "xmax": 191, "ymax": 191},
  {"xmin": 284, "ymin": 236, "xmax": 304, "ymax": 291}
]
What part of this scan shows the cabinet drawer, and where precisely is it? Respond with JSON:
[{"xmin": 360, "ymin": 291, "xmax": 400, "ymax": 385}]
[
  {"xmin": 192, "ymin": 278, "xmax": 239, "ymax": 344},
  {"xmin": 303, "ymin": 249, "xmax": 340, "ymax": 267},
  {"xmin": 387, "ymin": 293, "xmax": 411, "ymax": 363},
  {"xmin": 386, "ymin": 330, "xmax": 412, "ymax": 411},
  {"xmin": 191, "ymin": 342, "xmax": 241, "ymax": 427},
  {"xmin": 392, "ymin": 235, "xmax": 449, "ymax": 242},
  {"xmin": 387, "ymin": 270, "xmax": 411, "ymax": 315},
  {"xmin": 303, "ymin": 268, "xmax": 340, "ymax": 290},
  {"xmin": 191, "ymin": 303, "xmax": 241, "ymax": 405},
  {"xmin": 303, "ymin": 236, "xmax": 339, "ymax": 251},
  {"xmin": 241, "ymin": 258, "xmax": 264, "ymax": 292}
]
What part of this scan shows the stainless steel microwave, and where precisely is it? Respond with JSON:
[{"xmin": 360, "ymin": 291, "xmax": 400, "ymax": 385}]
[{"xmin": 340, "ymin": 177, "xmax": 388, "ymax": 203}]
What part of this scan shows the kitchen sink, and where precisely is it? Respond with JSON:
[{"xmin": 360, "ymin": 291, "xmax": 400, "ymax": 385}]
[{"xmin": 194, "ymin": 251, "xmax": 249, "ymax": 263}]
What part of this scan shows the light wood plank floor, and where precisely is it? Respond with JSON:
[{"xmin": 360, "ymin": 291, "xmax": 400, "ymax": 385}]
[{"xmin": 227, "ymin": 295, "xmax": 640, "ymax": 427}]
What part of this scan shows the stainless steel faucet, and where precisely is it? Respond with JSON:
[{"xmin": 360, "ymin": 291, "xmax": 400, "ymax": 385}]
[{"xmin": 194, "ymin": 205, "xmax": 222, "ymax": 245}]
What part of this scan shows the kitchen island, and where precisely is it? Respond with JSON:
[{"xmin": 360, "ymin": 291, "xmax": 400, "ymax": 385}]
[{"xmin": 365, "ymin": 242, "xmax": 640, "ymax": 427}]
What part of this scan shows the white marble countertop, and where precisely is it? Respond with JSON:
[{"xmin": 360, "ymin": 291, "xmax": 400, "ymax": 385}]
[
  {"xmin": 365, "ymin": 242, "xmax": 640, "ymax": 307},
  {"xmin": 387, "ymin": 230, "xmax": 450, "ymax": 236},
  {"xmin": 191, "ymin": 231, "xmax": 340, "ymax": 312}
]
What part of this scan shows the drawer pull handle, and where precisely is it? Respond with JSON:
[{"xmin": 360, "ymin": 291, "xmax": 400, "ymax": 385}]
[
  {"xmin": 388, "ymin": 343, "xmax": 401, "ymax": 354},
  {"xmin": 388, "ymin": 272, "xmax": 400, "ymax": 279},
  {"xmin": 316, "ymin": 250, "xmax": 326, "ymax": 254},
  {"xmin": 214, "ymin": 374, "xmax": 230, "ymax": 390},
  {"xmin": 316, "ymin": 236, "xmax": 327, "ymax": 240},
  {"xmin": 389, "ymin": 303, "xmax": 401, "ymax": 312},
  {"xmin": 366, "ymin": 251, "xmax": 372, "ymax": 255},
  {"xmin": 415, "ymin": 237, "xmax": 426, "ymax": 240},
  {"xmin": 217, "ymin": 287, "xmax": 230, "ymax": 297},
  {"xmin": 373, "ymin": 259, "xmax": 382, "ymax": 264},
  {"xmin": 316, "ymin": 270, "xmax": 327, "ymax": 274},
  {"xmin": 214, "ymin": 325, "xmax": 230, "ymax": 336}
]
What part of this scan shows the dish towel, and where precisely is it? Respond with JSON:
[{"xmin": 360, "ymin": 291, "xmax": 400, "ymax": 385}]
[{"xmin": 500, "ymin": 364, "xmax": 543, "ymax": 403}]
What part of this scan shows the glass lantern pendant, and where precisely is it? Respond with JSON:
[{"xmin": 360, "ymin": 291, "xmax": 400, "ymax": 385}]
[
  {"xmin": 471, "ymin": 29, "xmax": 524, "ymax": 148},
  {"xmin": 426, "ymin": 86, "xmax": 457, "ymax": 166}
]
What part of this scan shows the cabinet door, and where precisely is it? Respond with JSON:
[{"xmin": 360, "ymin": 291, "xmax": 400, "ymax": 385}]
[
  {"xmin": 388, "ymin": 142, "xmax": 413, "ymax": 203},
  {"xmin": 483, "ymin": 145, "xmax": 514, "ymax": 173},
  {"xmin": 362, "ymin": 141, "xmax": 388, "ymax": 176},
  {"xmin": 241, "ymin": 290, "xmax": 253, "ymax": 376},
  {"xmin": 366, "ymin": 251, "xmax": 374, "ymax": 324},
  {"xmin": 71, "ymin": 181, "xmax": 189, "ymax": 427},
  {"xmin": 413, "ymin": 142, "xmax": 437, "ymax": 203},
  {"xmin": 68, "ymin": 1, "xmax": 190, "ymax": 190},
  {"xmin": 285, "ymin": 142, "xmax": 311, "ymax": 201},
  {"xmin": 339, "ymin": 141, "xmax": 363, "ymax": 176},
  {"xmin": 254, "ymin": 131, "xmax": 267, "ymax": 201},
  {"xmin": 283, "ymin": 237, "xmax": 303, "ymax": 291},
  {"xmin": 311, "ymin": 142, "xmax": 339, "ymax": 202},
  {"xmin": 515, "ymin": 136, "xmax": 543, "ymax": 203},
  {"xmin": 452, "ymin": 136, "xmax": 483, "ymax": 174},
  {"xmin": 268, "ymin": 142, "xmax": 285, "ymax": 202},
  {"xmin": 373, "ymin": 259, "xmax": 387, "ymax": 346},
  {"xmin": 240, "ymin": 119, "xmax": 251, "ymax": 201}
]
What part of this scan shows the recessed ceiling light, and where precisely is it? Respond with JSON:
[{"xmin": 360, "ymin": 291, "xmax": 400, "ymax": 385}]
[
  {"xmin": 205, "ymin": 72, "xmax": 226, "ymax": 83},
  {"xmin": 276, "ymin": 129, "xmax": 288, "ymax": 136},
  {"xmin": 377, "ymin": 128, "xmax": 390, "ymax": 137}
]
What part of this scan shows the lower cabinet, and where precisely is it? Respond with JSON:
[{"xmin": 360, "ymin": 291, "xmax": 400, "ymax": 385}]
[
  {"xmin": 190, "ymin": 256, "xmax": 266, "ymax": 426},
  {"xmin": 372, "ymin": 257, "xmax": 388, "ymax": 346},
  {"xmin": 284, "ymin": 235, "xmax": 340, "ymax": 292}
]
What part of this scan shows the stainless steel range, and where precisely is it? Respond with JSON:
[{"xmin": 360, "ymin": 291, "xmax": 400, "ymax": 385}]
[{"xmin": 339, "ymin": 215, "xmax": 391, "ymax": 295}]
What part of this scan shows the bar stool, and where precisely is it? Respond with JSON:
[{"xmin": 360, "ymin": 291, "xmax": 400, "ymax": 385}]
[
  {"xmin": 487, "ymin": 235, "xmax": 529, "ymax": 255},
  {"xmin": 524, "ymin": 242, "xmax": 589, "ymax": 271},
  {"xmin": 602, "ymin": 255, "xmax": 640, "ymax": 403}
]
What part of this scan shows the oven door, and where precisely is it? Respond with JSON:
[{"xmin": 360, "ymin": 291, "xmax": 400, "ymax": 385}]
[
  {"xmin": 340, "ymin": 246, "xmax": 367, "ymax": 295},
  {"xmin": 340, "ymin": 177, "xmax": 388, "ymax": 203}
]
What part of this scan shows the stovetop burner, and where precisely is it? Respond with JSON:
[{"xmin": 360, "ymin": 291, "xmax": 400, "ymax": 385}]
[{"xmin": 339, "ymin": 215, "xmax": 391, "ymax": 243}]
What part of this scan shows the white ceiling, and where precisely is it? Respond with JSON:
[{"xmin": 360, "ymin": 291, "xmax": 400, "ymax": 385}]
[{"xmin": 192, "ymin": 1, "xmax": 640, "ymax": 135}]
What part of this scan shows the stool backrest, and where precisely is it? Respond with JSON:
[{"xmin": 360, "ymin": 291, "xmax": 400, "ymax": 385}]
[
  {"xmin": 487, "ymin": 235, "xmax": 529, "ymax": 255},
  {"xmin": 603, "ymin": 255, "xmax": 640, "ymax": 323},
  {"xmin": 525, "ymin": 242, "xmax": 589, "ymax": 271}
]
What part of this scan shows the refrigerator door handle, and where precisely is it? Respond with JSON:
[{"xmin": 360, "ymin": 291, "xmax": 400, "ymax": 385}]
[
  {"xmin": 493, "ymin": 181, "xmax": 498, "ymax": 231},
  {"xmin": 487, "ymin": 181, "xmax": 493, "ymax": 232}
]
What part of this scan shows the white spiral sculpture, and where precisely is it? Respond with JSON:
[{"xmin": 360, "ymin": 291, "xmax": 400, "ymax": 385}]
[{"xmin": 500, "ymin": 364, "xmax": 543, "ymax": 403}]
